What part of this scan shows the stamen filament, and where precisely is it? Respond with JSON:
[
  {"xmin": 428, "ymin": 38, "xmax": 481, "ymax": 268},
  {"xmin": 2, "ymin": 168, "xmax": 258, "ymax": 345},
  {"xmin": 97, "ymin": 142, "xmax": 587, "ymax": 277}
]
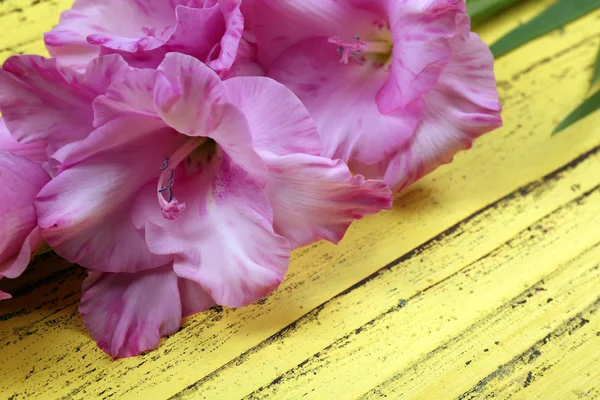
[
  {"xmin": 159, "ymin": 157, "xmax": 169, "ymax": 171},
  {"xmin": 328, "ymin": 33, "xmax": 392, "ymax": 64},
  {"xmin": 158, "ymin": 170, "xmax": 175, "ymax": 193},
  {"xmin": 156, "ymin": 137, "xmax": 207, "ymax": 219}
]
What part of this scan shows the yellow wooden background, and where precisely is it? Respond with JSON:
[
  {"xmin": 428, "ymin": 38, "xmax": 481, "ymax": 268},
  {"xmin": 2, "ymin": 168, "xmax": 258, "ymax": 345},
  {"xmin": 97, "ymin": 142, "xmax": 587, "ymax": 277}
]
[{"xmin": 1, "ymin": 0, "xmax": 599, "ymax": 399}]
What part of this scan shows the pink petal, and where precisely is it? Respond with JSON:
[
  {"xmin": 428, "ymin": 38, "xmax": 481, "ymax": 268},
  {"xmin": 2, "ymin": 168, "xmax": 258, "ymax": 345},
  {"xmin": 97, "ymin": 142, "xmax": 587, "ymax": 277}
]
[
  {"xmin": 203, "ymin": 0, "xmax": 244, "ymax": 72},
  {"xmin": 178, "ymin": 278, "xmax": 216, "ymax": 317},
  {"xmin": 262, "ymin": 153, "xmax": 392, "ymax": 248},
  {"xmin": 383, "ymin": 30, "xmax": 502, "ymax": 192},
  {"xmin": 376, "ymin": 0, "xmax": 466, "ymax": 112},
  {"xmin": 1, "ymin": 227, "xmax": 43, "ymax": 280},
  {"xmin": 0, "ymin": 118, "xmax": 47, "ymax": 165},
  {"xmin": 223, "ymin": 76, "xmax": 320, "ymax": 157},
  {"xmin": 207, "ymin": 103, "xmax": 267, "ymax": 185},
  {"xmin": 93, "ymin": 69, "xmax": 159, "ymax": 126},
  {"xmin": 44, "ymin": 0, "xmax": 182, "ymax": 67},
  {"xmin": 0, "ymin": 54, "xmax": 130, "ymax": 160},
  {"xmin": 134, "ymin": 150, "xmax": 290, "ymax": 308},
  {"xmin": 220, "ymin": 37, "xmax": 267, "ymax": 79},
  {"xmin": 0, "ymin": 152, "xmax": 49, "ymax": 277},
  {"xmin": 154, "ymin": 53, "xmax": 226, "ymax": 136},
  {"xmin": 155, "ymin": 53, "xmax": 265, "ymax": 184},
  {"xmin": 346, "ymin": 0, "xmax": 393, "ymax": 14},
  {"xmin": 35, "ymin": 116, "xmax": 179, "ymax": 272},
  {"xmin": 87, "ymin": 33, "xmax": 165, "ymax": 53},
  {"xmin": 80, "ymin": 265, "xmax": 182, "ymax": 359},
  {"xmin": 269, "ymin": 38, "xmax": 421, "ymax": 165},
  {"xmin": 0, "ymin": 289, "xmax": 11, "ymax": 301},
  {"xmin": 80, "ymin": 265, "xmax": 216, "ymax": 359},
  {"xmin": 95, "ymin": 4, "xmax": 229, "ymax": 69}
]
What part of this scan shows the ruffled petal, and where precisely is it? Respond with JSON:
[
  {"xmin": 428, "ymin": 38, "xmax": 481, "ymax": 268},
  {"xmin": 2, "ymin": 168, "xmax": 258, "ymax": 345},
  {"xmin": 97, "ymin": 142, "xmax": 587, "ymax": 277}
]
[
  {"xmin": 262, "ymin": 153, "xmax": 392, "ymax": 248},
  {"xmin": 223, "ymin": 76, "xmax": 320, "ymax": 157},
  {"xmin": 125, "ymin": 4, "xmax": 229, "ymax": 71},
  {"xmin": 203, "ymin": 0, "xmax": 244, "ymax": 72},
  {"xmin": 79, "ymin": 265, "xmax": 182, "ymax": 359},
  {"xmin": 93, "ymin": 69, "xmax": 159, "ymax": 126},
  {"xmin": 134, "ymin": 150, "xmax": 290, "ymax": 308},
  {"xmin": 178, "ymin": 278, "xmax": 216, "ymax": 317},
  {"xmin": 0, "ymin": 118, "xmax": 47, "ymax": 165},
  {"xmin": 0, "ymin": 54, "xmax": 130, "ymax": 160},
  {"xmin": 383, "ymin": 30, "xmax": 502, "ymax": 192},
  {"xmin": 0, "ymin": 227, "xmax": 43, "ymax": 280},
  {"xmin": 155, "ymin": 53, "xmax": 265, "ymax": 183},
  {"xmin": 154, "ymin": 53, "xmax": 226, "ymax": 136},
  {"xmin": 0, "ymin": 289, "xmax": 11, "ymax": 301},
  {"xmin": 220, "ymin": 37, "xmax": 266, "ymax": 79},
  {"xmin": 376, "ymin": 0, "xmax": 466, "ymax": 112},
  {"xmin": 207, "ymin": 103, "xmax": 267, "ymax": 184},
  {"xmin": 269, "ymin": 38, "xmax": 420, "ymax": 165},
  {"xmin": 44, "ymin": 0, "xmax": 184, "ymax": 68},
  {"xmin": 35, "ymin": 116, "xmax": 179, "ymax": 272},
  {"xmin": 103, "ymin": 1, "xmax": 243, "ymax": 70},
  {"xmin": 0, "ymin": 152, "xmax": 50, "ymax": 276}
]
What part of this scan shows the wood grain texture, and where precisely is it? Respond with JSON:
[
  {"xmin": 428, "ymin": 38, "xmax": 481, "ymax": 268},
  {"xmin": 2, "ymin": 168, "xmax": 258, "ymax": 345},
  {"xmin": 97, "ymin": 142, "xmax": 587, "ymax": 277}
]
[{"xmin": 1, "ymin": 0, "xmax": 599, "ymax": 399}]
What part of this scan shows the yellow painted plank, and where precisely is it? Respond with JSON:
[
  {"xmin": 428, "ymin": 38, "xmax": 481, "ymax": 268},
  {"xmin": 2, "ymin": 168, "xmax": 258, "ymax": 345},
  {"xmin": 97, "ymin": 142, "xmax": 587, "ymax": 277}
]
[
  {"xmin": 360, "ymin": 249, "xmax": 600, "ymax": 399},
  {"xmin": 217, "ymin": 171, "xmax": 600, "ymax": 399},
  {"xmin": 0, "ymin": 0, "xmax": 70, "ymax": 58},
  {"xmin": 176, "ymin": 145, "xmax": 600, "ymax": 399},
  {"xmin": 458, "ymin": 301, "xmax": 600, "ymax": 400},
  {"xmin": 512, "ymin": 311, "xmax": 600, "ymax": 400},
  {"xmin": 0, "ymin": 0, "xmax": 599, "ymax": 399}
]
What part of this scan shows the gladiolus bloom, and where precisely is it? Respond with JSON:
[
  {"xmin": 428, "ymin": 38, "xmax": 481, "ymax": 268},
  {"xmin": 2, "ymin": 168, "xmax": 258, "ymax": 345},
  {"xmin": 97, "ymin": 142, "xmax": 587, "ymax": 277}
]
[
  {"xmin": 249, "ymin": 0, "xmax": 502, "ymax": 192},
  {"xmin": 1, "ymin": 53, "xmax": 392, "ymax": 357}
]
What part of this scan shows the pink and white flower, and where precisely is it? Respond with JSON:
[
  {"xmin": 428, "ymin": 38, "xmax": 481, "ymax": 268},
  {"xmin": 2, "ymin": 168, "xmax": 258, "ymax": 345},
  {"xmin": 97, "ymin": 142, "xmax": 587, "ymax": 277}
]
[
  {"xmin": 248, "ymin": 0, "xmax": 502, "ymax": 192},
  {"xmin": 0, "ymin": 119, "xmax": 50, "ymax": 300},
  {"xmin": 44, "ymin": 0, "xmax": 244, "ymax": 72},
  {"xmin": 1, "ymin": 53, "xmax": 392, "ymax": 358}
]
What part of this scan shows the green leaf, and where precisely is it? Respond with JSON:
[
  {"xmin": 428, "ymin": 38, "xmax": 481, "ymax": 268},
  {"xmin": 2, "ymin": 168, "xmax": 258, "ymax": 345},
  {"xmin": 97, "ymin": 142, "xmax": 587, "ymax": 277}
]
[
  {"xmin": 553, "ymin": 90, "xmax": 600, "ymax": 135},
  {"xmin": 490, "ymin": 0, "xmax": 600, "ymax": 58},
  {"xmin": 591, "ymin": 46, "xmax": 600, "ymax": 88},
  {"xmin": 467, "ymin": 0, "xmax": 522, "ymax": 25}
]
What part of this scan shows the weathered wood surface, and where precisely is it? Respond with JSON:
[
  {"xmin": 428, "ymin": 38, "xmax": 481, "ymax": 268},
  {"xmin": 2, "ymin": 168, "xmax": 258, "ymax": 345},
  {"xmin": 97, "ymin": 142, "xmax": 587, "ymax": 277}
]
[{"xmin": 1, "ymin": 0, "xmax": 599, "ymax": 399}]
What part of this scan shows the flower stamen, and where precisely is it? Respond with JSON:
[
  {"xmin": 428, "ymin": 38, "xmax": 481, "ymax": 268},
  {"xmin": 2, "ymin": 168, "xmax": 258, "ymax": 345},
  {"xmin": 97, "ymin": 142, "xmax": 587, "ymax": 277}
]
[
  {"xmin": 158, "ymin": 169, "xmax": 175, "ymax": 193},
  {"xmin": 157, "ymin": 137, "xmax": 206, "ymax": 220},
  {"xmin": 328, "ymin": 30, "xmax": 392, "ymax": 65},
  {"xmin": 158, "ymin": 157, "xmax": 169, "ymax": 171},
  {"xmin": 328, "ymin": 36, "xmax": 368, "ymax": 64}
]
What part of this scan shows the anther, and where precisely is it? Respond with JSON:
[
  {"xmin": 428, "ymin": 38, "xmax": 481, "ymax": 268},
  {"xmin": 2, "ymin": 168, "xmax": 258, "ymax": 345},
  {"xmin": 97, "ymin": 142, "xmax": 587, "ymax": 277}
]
[
  {"xmin": 159, "ymin": 157, "xmax": 169, "ymax": 171},
  {"xmin": 158, "ymin": 170, "xmax": 175, "ymax": 193},
  {"xmin": 164, "ymin": 188, "xmax": 173, "ymax": 203}
]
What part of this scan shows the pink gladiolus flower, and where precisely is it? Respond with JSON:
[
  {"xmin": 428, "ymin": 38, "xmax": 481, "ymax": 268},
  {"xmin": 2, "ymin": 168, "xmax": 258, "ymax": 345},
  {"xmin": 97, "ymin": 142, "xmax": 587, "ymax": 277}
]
[
  {"xmin": 44, "ymin": 0, "xmax": 243, "ymax": 72},
  {"xmin": 0, "ymin": 119, "xmax": 50, "ymax": 300},
  {"xmin": 249, "ymin": 0, "xmax": 502, "ymax": 192},
  {"xmin": 0, "ymin": 53, "xmax": 392, "ymax": 358}
]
